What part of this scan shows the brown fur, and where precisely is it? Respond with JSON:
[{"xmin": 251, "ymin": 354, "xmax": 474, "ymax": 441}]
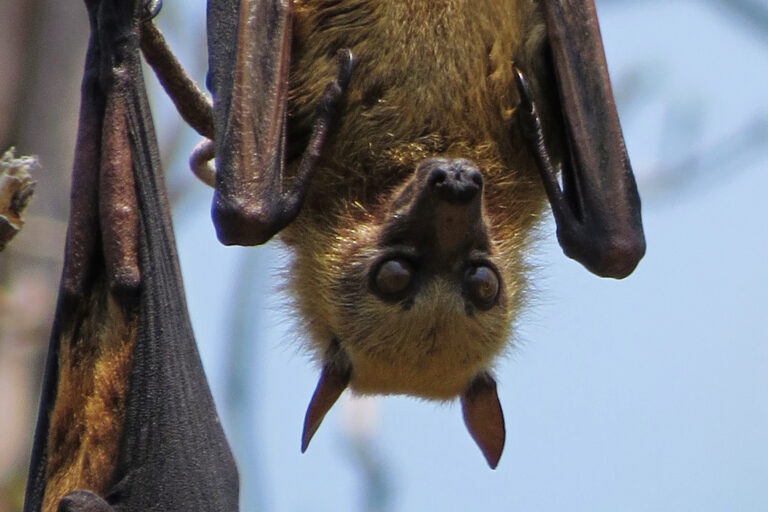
[
  {"xmin": 41, "ymin": 279, "xmax": 136, "ymax": 512},
  {"xmin": 281, "ymin": 1, "xmax": 558, "ymax": 398}
]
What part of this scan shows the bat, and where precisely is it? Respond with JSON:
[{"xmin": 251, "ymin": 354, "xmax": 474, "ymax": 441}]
[
  {"xmin": 142, "ymin": 0, "xmax": 646, "ymax": 469},
  {"xmin": 23, "ymin": 0, "xmax": 239, "ymax": 510}
]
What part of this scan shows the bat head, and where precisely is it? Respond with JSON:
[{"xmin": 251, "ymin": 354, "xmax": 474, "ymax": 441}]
[
  {"xmin": 293, "ymin": 157, "xmax": 518, "ymax": 467},
  {"xmin": 325, "ymin": 157, "xmax": 513, "ymax": 398}
]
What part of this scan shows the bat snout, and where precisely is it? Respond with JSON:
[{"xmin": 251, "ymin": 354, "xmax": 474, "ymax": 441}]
[{"xmin": 421, "ymin": 158, "xmax": 483, "ymax": 205}]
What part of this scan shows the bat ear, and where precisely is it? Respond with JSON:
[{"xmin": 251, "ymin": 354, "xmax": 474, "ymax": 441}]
[
  {"xmin": 301, "ymin": 362, "xmax": 351, "ymax": 452},
  {"xmin": 461, "ymin": 372, "xmax": 506, "ymax": 469}
]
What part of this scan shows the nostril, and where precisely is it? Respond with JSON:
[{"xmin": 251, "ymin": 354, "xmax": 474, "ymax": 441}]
[
  {"xmin": 467, "ymin": 168, "xmax": 483, "ymax": 188},
  {"xmin": 428, "ymin": 167, "xmax": 448, "ymax": 188}
]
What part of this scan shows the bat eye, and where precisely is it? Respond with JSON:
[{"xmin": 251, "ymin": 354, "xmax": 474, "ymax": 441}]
[
  {"xmin": 464, "ymin": 265, "xmax": 500, "ymax": 310},
  {"xmin": 372, "ymin": 258, "xmax": 414, "ymax": 298}
]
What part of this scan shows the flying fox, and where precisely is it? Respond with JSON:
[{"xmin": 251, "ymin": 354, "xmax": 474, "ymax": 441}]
[{"xmin": 140, "ymin": 0, "xmax": 645, "ymax": 468}]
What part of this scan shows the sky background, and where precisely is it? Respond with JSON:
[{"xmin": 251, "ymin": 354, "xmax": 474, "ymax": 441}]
[{"xmin": 144, "ymin": 1, "xmax": 768, "ymax": 510}]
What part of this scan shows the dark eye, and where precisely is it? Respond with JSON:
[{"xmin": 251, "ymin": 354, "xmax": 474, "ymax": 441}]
[
  {"xmin": 372, "ymin": 258, "xmax": 414, "ymax": 298},
  {"xmin": 463, "ymin": 265, "xmax": 500, "ymax": 310}
]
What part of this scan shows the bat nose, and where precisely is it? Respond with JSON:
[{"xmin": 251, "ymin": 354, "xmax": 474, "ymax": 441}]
[{"xmin": 425, "ymin": 159, "xmax": 483, "ymax": 204}]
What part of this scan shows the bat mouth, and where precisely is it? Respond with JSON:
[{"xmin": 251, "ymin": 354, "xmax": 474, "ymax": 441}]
[{"xmin": 518, "ymin": 0, "xmax": 646, "ymax": 278}]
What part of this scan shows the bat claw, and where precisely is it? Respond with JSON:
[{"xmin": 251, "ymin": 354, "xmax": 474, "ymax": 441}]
[
  {"xmin": 316, "ymin": 49, "xmax": 354, "ymax": 118},
  {"xmin": 512, "ymin": 68, "xmax": 539, "ymax": 139},
  {"xmin": 142, "ymin": 0, "xmax": 162, "ymax": 21},
  {"xmin": 334, "ymin": 48, "xmax": 354, "ymax": 90}
]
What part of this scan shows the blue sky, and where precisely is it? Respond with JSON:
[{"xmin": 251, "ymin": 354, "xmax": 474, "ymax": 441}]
[{"xmin": 150, "ymin": 1, "xmax": 768, "ymax": 510}]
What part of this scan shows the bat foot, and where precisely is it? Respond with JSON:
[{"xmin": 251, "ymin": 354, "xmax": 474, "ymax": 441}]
[{"xmin": 58, "ymin": 490, "xmax": 115, "ymax": 512}]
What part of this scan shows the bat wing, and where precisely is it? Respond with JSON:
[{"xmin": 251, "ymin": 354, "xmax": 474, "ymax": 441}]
[
  {"xmin": 24, "ymin": 0, "xmax": 239, "ymax": 509},
  {"xmin": 516, "ymin": 0, "xmax": 646, "ymax": 279},
  {"xmin": 108, "ymin": 38, "xmax": 239, "ymax": 512},
  {"xmin": 207, "ymin": 0, "xmax": 293, "ymax": 245},
  {"xmin": 207, "ymin": 0, "xmax": 352, "ymax": 246}
]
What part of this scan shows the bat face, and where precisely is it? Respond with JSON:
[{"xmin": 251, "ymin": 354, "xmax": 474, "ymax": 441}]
[{"xmin": 319, "ymin": 158, "xmax": 513, "ymax": 398}]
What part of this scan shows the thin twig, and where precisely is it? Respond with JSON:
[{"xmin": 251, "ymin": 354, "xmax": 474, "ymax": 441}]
[{"xmin": 0, "ymin": 148, "xmax": 37, "ymax": 251}]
